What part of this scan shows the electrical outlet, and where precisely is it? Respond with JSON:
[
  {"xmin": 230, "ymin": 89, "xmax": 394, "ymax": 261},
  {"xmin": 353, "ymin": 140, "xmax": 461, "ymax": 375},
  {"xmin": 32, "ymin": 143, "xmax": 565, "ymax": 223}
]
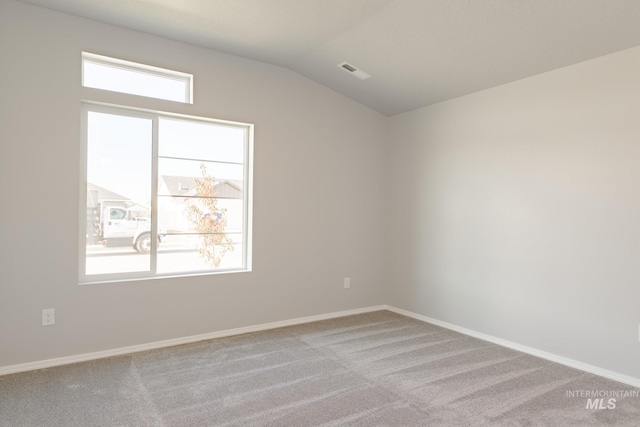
[
  {"xmin": 344, "ymin": 277, "xmax": 351, "ymax": 289},
  {"xmin": 42, "ymin": 308, "xmax": 55, "ymax": 326}
]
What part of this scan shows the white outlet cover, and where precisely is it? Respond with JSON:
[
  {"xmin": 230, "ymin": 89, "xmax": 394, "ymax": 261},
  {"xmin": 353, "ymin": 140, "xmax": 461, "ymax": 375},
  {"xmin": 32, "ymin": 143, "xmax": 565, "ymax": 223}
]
[{"xmin": 42, "ymin": 308, "xmax": 55, "ymax": 326}]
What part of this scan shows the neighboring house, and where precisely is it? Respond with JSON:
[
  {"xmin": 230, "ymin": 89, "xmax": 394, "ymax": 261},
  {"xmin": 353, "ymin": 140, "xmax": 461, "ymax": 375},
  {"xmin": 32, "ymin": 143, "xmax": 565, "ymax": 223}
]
[
  {"xmin": 159, "ymin": 175, "xmax": 243, "ymax": 200},
  {"xmin": 87, "ymin": 182, "xmax": 149, "ymax": 214},
  {"xmin": 87, "ymin": 182, "xmax": 130, "ymax": 208},
  {"xmin": 158, "ymin": 175, "xmax": 244, "ymax": 233}
]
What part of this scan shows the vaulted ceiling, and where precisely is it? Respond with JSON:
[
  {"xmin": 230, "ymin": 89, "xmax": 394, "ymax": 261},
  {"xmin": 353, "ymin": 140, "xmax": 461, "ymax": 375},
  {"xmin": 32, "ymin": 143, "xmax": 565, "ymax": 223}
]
[{"xmin": 18, "ymin": 0, "xmax": 640, "ymax": 116}]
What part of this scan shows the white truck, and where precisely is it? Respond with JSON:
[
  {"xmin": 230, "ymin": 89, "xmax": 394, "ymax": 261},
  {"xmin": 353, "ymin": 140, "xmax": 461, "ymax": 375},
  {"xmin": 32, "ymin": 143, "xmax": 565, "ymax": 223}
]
[{"xmin": 99, "ymin": 204, "xmax": 161, "ymax": 253}]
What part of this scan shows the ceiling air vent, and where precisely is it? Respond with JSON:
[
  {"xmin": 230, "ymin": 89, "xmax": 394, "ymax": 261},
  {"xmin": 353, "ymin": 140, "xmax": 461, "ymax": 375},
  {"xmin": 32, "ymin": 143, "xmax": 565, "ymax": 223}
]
[{"xmin": 338, "ymin": 62, "xmax": 371, "ymax": 80}]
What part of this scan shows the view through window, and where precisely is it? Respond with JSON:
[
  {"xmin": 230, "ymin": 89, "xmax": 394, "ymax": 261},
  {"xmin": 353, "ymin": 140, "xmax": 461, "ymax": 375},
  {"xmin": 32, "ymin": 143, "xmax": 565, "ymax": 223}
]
[{"xmin": 82, "ymin": 105, "xmax": 251, "ymax": 282}]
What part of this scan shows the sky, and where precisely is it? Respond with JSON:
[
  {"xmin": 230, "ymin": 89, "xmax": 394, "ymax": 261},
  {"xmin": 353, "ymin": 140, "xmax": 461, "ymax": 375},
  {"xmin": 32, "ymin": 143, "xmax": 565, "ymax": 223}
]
[{"xmin": 87, "ymin": 111, "xmax": 247, "ymax": 205}]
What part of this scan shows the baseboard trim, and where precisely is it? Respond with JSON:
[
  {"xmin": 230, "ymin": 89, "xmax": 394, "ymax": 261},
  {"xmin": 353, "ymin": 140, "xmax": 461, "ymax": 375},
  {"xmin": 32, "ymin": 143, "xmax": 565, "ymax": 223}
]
[
  {"xmin": 385, "ymin": 305, "xmax": 640, "ymax": 389},
  {"xmin": 4, "ymin": 304, "xmax": 639, "ymax": 388},
  {"xmin": 0, "ymin": 305, "xmax": 386, "ymax": 376}
]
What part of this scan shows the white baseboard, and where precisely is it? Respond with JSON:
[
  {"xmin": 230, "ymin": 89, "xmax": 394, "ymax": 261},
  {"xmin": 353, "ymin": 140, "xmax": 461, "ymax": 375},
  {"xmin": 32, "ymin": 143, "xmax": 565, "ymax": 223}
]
[
  {"xmin": 0, "ymin": 305, "xmax": 386, "ymax": 376},
  {"xmin": 385, "ymin": 305, "xmax": 640, "ymax": 389},
  {"xmin": 3, "ymin": 304, "xmax": 639, "ymax": 389}
]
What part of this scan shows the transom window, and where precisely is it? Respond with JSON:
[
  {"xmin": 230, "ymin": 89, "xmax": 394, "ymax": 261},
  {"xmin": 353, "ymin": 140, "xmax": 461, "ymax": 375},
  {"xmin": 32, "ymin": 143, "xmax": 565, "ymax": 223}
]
[{"xmin": 82, "ymin": 52, "xmax": 193, "ymax": 103}]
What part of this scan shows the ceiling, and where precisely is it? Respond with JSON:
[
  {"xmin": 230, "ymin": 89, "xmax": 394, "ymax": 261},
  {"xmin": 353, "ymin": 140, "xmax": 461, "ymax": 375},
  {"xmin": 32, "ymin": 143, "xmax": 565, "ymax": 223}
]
[{"xmin": 18, "ymin": 0, "xmax": 640, "ymax": 116}]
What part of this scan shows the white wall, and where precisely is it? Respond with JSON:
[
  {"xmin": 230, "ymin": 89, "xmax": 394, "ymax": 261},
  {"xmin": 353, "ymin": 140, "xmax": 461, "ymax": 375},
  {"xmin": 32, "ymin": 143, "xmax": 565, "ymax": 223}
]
[
  {"xmin": 0, "ymin": 0, "xmax": 388, "ymax": 367},
  {"xmin": 388, "ymin": 45, "xmax": 640, "ymax": 379}
]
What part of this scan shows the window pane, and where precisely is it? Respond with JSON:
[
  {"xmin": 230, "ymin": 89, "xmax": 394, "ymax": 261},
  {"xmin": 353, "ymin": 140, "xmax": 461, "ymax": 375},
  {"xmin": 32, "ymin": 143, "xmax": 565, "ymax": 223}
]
[
  {"xmin": 159, "ymin": 118, "xmax": 245, "ymax": 163},
  {"xmin": 82, "ymin": 54, "xmax": 191, "ymax": 103},
  {"xmin": 85, "ymin": 111, "xmax": 152, "ymax": 276},
  {"xmin": 157, "ymin": 158, "xmax": 244, "ymax": 274}
]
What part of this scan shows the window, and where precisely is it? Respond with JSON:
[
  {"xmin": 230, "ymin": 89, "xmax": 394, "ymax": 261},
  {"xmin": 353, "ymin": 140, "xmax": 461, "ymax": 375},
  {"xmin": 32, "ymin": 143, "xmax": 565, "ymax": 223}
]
[
  {"xmin": 80, "ymin": 53, "xmax": 252, "ymax": 283},
  {"xmin": 81, "ymin": 104, "xmax": 252, "ymax": 283},
  {"xmin": 82, "ymin": 52, "xmax": 193, "ymax": 103}
]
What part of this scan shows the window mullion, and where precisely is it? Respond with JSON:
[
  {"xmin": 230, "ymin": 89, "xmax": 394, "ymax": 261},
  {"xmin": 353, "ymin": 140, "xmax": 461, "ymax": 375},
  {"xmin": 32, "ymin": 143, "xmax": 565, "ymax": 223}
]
[{"xmin": 150, "ymin": 116, "xmax": 159, "ymax": 274}]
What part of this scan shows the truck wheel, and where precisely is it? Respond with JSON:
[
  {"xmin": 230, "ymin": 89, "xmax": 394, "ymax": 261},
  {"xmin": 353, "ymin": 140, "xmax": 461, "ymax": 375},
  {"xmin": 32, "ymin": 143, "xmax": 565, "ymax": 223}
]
[{"xmin": 134, "ymin": 233, "xmax": 152, "ymax": 253}]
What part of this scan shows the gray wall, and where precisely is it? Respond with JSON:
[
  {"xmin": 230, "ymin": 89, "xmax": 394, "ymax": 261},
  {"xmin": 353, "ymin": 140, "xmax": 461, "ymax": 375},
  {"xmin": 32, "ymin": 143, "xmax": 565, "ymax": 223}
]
[
  {"xmin": 2, "ymin": 0, "xmax": 639, "ymax": 383},
  {"xmin": 388, "ymin": 45, "xmax": 640, "ymax": 379},
  {"xmin": 0, "ymin": 0, "xmax": 388, "ymax": 367}
]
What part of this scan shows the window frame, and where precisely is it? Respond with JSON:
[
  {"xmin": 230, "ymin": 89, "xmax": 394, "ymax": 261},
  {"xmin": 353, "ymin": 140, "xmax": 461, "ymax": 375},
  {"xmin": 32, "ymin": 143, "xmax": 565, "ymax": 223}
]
[
  {"xmin": 82, "ymin": 52, "xmax": 194, "ymax": 104},
  {"xmin": 79, "ymin": 101, "xmax": 253, "ymax": 284}
]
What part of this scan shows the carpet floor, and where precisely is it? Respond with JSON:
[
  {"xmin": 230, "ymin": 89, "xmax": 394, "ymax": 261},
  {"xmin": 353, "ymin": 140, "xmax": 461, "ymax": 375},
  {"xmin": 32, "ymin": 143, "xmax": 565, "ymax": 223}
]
[{"xmin": 1, "ymin": 311, "xmax": 639, "ymax": 426}]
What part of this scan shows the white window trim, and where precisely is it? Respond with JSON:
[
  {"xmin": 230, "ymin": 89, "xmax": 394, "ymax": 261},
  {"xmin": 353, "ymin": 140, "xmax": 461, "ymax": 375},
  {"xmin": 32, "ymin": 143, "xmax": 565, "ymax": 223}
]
[
  {"xmin": 79, "ymin": 101, "xmax": 253, "ymax": 284},
  {"xmin": 82, "ymin": 52, "xmax": 194, "ymax": 104}
]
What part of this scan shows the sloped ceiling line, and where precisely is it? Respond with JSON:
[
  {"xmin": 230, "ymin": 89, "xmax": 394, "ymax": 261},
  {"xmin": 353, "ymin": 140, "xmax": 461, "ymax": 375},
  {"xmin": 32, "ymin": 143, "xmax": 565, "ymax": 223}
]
[{"xmin": 17, "ymin": 0, "xmax": 640, "ymax": 116}]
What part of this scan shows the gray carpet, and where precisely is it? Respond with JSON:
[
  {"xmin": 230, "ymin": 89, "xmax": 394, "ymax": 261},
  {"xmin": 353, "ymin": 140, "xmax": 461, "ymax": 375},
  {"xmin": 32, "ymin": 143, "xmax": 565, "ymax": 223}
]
[{"xmin": 1, "ymin": 311, "xmax": 639, "ymax": 426}]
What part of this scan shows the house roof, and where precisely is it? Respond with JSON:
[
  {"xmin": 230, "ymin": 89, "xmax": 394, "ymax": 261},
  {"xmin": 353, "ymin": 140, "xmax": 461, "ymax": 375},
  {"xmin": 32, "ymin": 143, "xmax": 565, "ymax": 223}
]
[
  {"xmin": 160, "ymin": 175, "xmax": 243, "ymax": 199},
  {"xmin": 87, "ymin": 182, "xmax": 130, "ymax": 203}
]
